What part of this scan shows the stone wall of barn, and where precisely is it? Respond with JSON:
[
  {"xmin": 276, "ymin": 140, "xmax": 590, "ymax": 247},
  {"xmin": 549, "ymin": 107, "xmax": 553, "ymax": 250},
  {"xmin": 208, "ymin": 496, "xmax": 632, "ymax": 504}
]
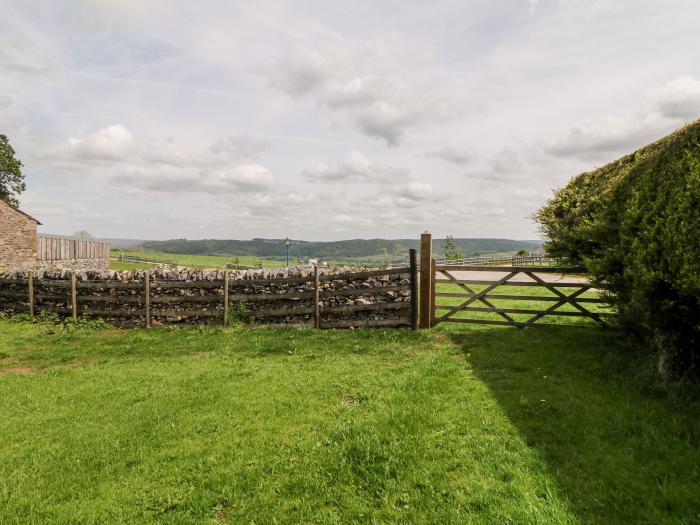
[{"xmin": 0, "ymin": 200, "xmax": 38, "ymax": 270}]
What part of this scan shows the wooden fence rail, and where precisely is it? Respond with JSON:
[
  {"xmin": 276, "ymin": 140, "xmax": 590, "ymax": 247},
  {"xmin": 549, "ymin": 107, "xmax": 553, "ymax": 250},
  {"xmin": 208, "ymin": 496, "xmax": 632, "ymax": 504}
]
[
  {"xmin": 431, "ymin": 254, "xmax": 566, "ymax": 267},
  {"xmin": 0, "ymin": 257, "xmax": 418, "ymax": 330}
]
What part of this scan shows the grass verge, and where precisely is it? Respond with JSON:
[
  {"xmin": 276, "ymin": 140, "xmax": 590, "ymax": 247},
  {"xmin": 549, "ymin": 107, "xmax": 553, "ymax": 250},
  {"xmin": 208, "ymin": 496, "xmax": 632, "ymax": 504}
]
[{"xmin": 0, "ymin": 318, "xmax": 698, "ymax": 523}]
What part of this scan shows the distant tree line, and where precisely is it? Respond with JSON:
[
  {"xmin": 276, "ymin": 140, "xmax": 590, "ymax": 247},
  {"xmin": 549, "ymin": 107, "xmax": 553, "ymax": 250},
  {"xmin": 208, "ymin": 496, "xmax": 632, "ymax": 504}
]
[{"xmin": 139, "ymin": 238, "xmax": 541, "ymax": 260}]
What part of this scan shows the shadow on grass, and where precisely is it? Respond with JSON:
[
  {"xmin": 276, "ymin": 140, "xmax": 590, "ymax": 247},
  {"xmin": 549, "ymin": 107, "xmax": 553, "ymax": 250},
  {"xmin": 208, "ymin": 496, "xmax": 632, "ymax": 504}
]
[{"xmin": 447, "ymin": 326, "xmax": 700, "ymax": 524}]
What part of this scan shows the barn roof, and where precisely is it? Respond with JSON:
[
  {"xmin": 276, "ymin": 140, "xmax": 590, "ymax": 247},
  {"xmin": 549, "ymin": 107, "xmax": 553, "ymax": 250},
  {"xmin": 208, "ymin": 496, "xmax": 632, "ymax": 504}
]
[{"xmin": 0, "ymin": 199, "xmax": 42, "ymax": 225}]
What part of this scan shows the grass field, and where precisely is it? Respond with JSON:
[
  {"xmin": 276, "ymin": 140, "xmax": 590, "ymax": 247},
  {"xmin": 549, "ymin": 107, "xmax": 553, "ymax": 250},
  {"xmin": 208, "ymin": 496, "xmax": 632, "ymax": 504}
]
[
  {"xmin": 110, "ymin": 250, "xmax": 405, "ymax": 269},
  {"xmin": 110, "ymin": 250, "xmax": 285, "ymax": 270},
  {"xmin": 109, "ymin": 259, "xmax": 155, "ymax": 270},
  {"xmin": 107, "ymin": 250, "xmax": 530, "ymax": 270},
  {"xmin": 1, "ymin": 315, "xmax": 698, "ymax": 523}
]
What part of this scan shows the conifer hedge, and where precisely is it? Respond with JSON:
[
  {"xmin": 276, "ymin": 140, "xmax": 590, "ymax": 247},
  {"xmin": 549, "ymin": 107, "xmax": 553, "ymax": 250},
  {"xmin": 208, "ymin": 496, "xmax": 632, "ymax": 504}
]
[{"xmin": 535, "ymin": 119, "xmax": 700, "ymax": 380}]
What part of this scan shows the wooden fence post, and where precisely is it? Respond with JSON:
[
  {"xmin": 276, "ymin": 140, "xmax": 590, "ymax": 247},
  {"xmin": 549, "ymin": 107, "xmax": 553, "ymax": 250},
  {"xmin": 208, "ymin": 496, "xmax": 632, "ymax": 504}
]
[
  {"xmin": 431, "ymin": 258, "xmax": 436, "ymax": 327},
  {"xmin": 419, "ymin": 232, "xmax": 432, "ymax": 328},
  {"xmin": 223, "ymin": 271, "xmax": 229, "ymax": 327},
  {"xmin": 409, "ymin": 248, "xmax": 418, "ymax": 330},
  {"xmin": 314, "ymin": 265, "xmax": 321, "ymax": 329},
  {"xmin": 145, "ymin": 271, "xmax": 151, "ymax": 328},
  {"xmin": 28, "ymin": 270, "xmax": 34, "ymax": 317},
  {"xmin": 71, "ymin": 272, "xmax": 77, "ymax": 320}
]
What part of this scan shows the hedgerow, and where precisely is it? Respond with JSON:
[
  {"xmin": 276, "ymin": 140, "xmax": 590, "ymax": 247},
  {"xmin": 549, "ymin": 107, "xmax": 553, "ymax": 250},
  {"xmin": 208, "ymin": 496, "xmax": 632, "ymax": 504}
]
[{"xmin": 535, "ymin": 119, "xmax": 700, "ymax": 380}]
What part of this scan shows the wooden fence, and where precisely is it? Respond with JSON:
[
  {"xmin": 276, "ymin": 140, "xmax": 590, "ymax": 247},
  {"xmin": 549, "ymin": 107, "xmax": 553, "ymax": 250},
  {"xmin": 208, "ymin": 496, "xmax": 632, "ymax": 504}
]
[
  {"xmin": 432, "ymin": 254, "xmax": 564, "ymax": 267},
  {"xmin": 37, "ymin": 236, "xmax": 110, "ymax": 261},
  {"xmin": 0, "ymin": 251, "xmax": 418, "ymax": 329}
]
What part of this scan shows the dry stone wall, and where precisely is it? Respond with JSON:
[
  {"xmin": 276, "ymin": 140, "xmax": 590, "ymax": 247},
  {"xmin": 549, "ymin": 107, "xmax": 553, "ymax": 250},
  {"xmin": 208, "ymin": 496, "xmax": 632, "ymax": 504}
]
[
  {"xmin": 0, "ymin": 266, "xmax": 414, "ymax": 329},
  {"xmin": 35, "ymin": 258, "xmax": 109, "ymax": 271}
]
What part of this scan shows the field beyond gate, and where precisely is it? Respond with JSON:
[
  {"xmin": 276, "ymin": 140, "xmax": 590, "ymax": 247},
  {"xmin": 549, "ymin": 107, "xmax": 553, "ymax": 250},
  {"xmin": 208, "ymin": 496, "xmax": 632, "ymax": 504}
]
[{"xmin": 432, "ymin": 264, "xmax": 613, "ymax": 327}]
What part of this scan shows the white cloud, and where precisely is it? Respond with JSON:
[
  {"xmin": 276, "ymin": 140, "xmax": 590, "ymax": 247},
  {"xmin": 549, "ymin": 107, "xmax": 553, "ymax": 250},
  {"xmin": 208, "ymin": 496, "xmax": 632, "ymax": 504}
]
[
  {"xmin": 0, "ymin": 94, "xmax": 12, "ymax": 110},
  {"xmin": 540, "ymin": 114, "xmax": 671, "ymax": 160},
  {"xmin": 490, "ymin": 148, "xmax": 525, "ymax": 174},
  {"xmin": 535, "ymin": 76, "xmax": 700, "ymax": 163},
  {"xmin": 528, "ymin": 0, "xmax": 615, "ymax": 18},
  {"xmin": 257, "ymin": 43, "xmax": 363, "ymax": 97},
  {"xmin": 209, "ymin": 135, "xmax": 270, "ymax": 160},
  {"xmin": 0, "ymin": 94, "xmax": 17, "ymax": 130},
  {"xmin": 397, "ymin": 181, "xmax": 433, "ymax": 201},
  {"xmin": 302, "ymin": 150, "xmax": 406, "ymax": 182},
  {"xmin": 258, "ymin": 43, "xmax": 448, "ymax": 145},
  {"xmin": 109, "ymin": 163, "xmax": 274, "ymax": 194},
  {"xmin": 43, "ymin": 125, "xmax": 136, "ymax": 162},
  {"xmin": 41, "ymin": 126, "xmax": 265, "ymax": 171},
  {"xmin": 650, "ymin": 75, "xmax": 700, "ymax": 120},
  {"xmin": 213, "ymin": 165, "xmax": 274, "ymax": 192},
  {"xmin": 427, "ymin": 143, "xmax": 475, "ymax": 165},
  {"xmin": 364, "ymin": 180, "xmax": 442, "ymax": 212},
  {"xmin": 141, "ymin": 139, "xmax": 194, "ymax": 167},
  {"xmin": 5, "ymin": 1, "xmax": 700, "ymax": 240},
  {"xmin": 332, "ymin": 213, "xmax": 354, "ymax": 224}
]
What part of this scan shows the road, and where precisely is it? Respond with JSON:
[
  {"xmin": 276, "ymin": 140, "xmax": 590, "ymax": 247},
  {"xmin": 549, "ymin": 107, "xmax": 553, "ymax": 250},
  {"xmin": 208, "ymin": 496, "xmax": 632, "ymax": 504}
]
[{"xmin": 439, "ymin": 269, "xmax": 591, "ymax": 284}]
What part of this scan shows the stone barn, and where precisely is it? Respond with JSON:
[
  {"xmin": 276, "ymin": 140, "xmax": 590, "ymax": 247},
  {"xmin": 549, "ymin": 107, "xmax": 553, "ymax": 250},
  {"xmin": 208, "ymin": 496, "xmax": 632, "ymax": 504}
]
[{"xmin": 0, "ymin": 199, "xmax": 41, "ymax": 270}]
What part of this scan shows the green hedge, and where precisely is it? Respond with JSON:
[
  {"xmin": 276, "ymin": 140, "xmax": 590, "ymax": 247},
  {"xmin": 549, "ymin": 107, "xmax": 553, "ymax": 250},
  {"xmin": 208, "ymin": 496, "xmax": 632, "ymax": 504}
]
[{"xmin": 535, "ymin": 119, "xmax": 700, "ymax": 380}]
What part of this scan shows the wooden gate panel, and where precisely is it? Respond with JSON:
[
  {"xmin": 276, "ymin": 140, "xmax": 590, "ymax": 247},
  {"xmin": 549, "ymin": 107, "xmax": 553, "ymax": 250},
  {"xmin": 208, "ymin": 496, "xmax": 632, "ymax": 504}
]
[{"xmin": 432, "ymin": 265, "xmax": 612, "ymax": 327}]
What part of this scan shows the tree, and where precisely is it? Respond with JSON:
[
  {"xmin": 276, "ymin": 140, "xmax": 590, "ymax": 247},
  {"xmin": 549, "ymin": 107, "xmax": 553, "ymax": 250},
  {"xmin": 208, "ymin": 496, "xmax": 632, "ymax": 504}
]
[
  {"xmin": 0, "ymin": 134, "xmax": 26, "ymax": 207},
  {"xmin": 442, "ymin": 235, "xmax": 464, "ymax": 261},
  {"xmin": 516, "ymin": 249, "xmax": 529, "ymax": 257},
  {"xmin": 73, "ymin": 231, "xmax": 94, "ymax": 240}
]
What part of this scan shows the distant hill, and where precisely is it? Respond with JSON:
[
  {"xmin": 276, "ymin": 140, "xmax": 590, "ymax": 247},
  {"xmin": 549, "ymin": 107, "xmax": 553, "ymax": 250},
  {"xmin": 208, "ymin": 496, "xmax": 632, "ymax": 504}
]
[{"xmin": 139, "ymin": 238, "xmax": 542, "ymax": 262}]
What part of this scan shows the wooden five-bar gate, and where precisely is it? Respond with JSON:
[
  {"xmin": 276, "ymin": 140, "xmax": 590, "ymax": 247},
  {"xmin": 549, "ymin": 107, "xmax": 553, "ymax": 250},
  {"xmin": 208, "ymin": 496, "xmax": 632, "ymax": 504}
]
[{"xmin": 418, "ymin": 232, "xmax": 612, "ymax": 328}]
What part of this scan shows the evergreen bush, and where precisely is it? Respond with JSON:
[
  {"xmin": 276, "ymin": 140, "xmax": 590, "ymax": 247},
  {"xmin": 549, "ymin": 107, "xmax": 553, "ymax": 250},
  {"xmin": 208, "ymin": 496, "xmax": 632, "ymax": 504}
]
[{"xmin": 535, "ymin": 119, "xmax": 700, "ymax": 380}]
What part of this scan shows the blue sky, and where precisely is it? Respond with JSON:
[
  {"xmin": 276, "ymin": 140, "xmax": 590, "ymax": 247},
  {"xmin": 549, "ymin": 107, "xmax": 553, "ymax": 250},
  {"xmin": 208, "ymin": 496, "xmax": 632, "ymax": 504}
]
[{"xmin": 1, "ymin": 0, "xmax": 699, "ymax": 240}]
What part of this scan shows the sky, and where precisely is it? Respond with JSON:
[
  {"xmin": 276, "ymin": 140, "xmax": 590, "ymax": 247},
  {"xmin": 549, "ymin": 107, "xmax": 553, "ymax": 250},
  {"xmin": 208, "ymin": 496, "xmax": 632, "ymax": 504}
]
[{"xmin": 1, "ymin": 0, "xmax": 699, "ymax": 241}]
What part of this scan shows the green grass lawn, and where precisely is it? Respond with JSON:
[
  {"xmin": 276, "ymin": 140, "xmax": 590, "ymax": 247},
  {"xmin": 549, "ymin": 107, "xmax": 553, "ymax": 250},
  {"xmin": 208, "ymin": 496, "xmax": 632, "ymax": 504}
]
[
  {"xmin": 0, "ymin": 317, "xmax": 698, "ymax": 523},
  {"xmin": 110, "ymin": 250, "xmax": 285, "ymax": 270},
  {"xmin": 109, "ymin": 259, "xmax": 156, "ymax": 270}
]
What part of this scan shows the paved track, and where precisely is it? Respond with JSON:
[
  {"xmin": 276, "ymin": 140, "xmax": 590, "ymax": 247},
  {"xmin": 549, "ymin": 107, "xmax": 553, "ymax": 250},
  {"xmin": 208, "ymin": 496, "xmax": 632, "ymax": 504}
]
[{"xmin": 440, "ymin": 270, "xmax": 591, "ymax": 284}]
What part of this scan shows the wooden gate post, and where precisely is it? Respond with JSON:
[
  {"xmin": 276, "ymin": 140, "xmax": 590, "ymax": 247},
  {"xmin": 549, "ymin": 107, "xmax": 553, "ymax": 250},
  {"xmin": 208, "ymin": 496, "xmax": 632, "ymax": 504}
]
[
  {"xmin": 419, "ymin": 232, "xmax": 432, "ymax": 328},
  {"xmin": 409, "ymin": 248, "xmax": 418, "ymax": 330},
  {"xmin": 431, "ymin": 258, "xmax": 436, "ymax": 327}
]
